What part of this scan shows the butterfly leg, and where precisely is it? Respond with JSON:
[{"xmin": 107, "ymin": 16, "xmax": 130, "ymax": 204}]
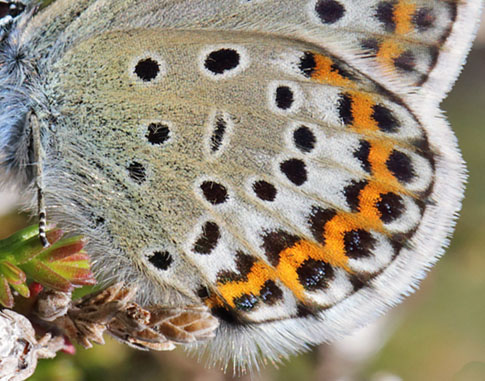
[{"xmin": 30, "ymin": 112, "xmax": 49, "ymax": 247}]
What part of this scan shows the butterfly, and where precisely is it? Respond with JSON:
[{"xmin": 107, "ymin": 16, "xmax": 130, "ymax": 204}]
[{"xmin": 0, "ymin": 0, "xmax": 482, "ymax": 371}]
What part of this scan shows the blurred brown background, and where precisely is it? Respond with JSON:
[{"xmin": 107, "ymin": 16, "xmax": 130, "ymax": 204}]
[{"xmin": 0, "ymin": 6, "xmax": 484, "ymax": 381}]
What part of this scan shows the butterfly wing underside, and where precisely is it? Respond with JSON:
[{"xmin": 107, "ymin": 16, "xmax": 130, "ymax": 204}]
[{"xmin": 18, "ymin": 0, "xmax": 481, "ymax": 368}]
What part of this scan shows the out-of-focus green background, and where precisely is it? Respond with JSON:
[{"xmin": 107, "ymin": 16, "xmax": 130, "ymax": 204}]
[{"xmin": 0, "ymin": 4, "xmax": 484, "ymax": 381}]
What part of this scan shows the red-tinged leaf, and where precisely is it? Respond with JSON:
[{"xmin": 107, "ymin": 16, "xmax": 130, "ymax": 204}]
[
  {"xmin": 48, "ymin": 262, "xmax": 96, "ymax": 286},
  {"xmin": 0, "ymin": 261, "xmax": 26, "ymax": 285},
  {"xmin": 42, "ymin": 240, "xmax": 86, "ymax": 262},
  {"xmin": 0, "ymin": 275, "xmax": 14, "ymax": 308},
  {"xmin": 20, "ymin": 261, "xmax": 73, "ymax": 292},
  {"xmin": 13, "ymin": 229, "xmax": 64, "ymax": 264},
  {"xmin": 11, "ymin": 281, "xmax": 30, "ymax": 298}
]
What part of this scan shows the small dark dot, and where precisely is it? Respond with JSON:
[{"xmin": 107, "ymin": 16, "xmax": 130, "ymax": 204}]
[
  {"xmin": 375, "ymin": 1, "xmax": 396, "ymax": 32},
  {"xmin": 299, "ymin": 51, "xmax": 317, "ymax": 77},
  {"xmin": 200, "ymin": 181, "xmax": 228, "ymax": 204},
  {"xmin": 297, "ymin": 258, "xmax": 334, "ymax": 291},
  {"xmin": 127, "ymin": 161, "xmax": 146, "ymax": 184},
  {"xmin": 146, "ymin": 123, "xmax": 170, "ymax": 145},
  {"xmin": 343, "ymin": 229, "xmax": 376, "ymax": 259},
  {"xmin": 252, "ymin": 180, "xmax": 277, "ymax": 202},
  {"xmin": 261, "ymin": 230, "xmax": 300, "ymax": 266},
  {"xmin": 394, "ymin": 51, "xmax": 416, "ymax": 72},
  {"xmin": 376, "ymin": 192, "xmax": 405, "ymax": 223},
  {"xmin": 372, "ymin": 104, "xmax": 399, "ymax": 133},
  {"xmin": 234, "ymin": 293, "xmax": 259, "ymax": 311},
  {"xmin": 134, "ymin": 58, "xmax": 160, "ymax": 82},
  {"xmin": 338, "ymin": 93, "xmax": 354, "ymax": 126},
  {"xmin": 260, "ymin": 280, "xmax": 283, "ymax": 305},
  {"xmin": 344, "ymin": 180, "xmax": 368, "ymax": 212},
  {"xmin": 293, "ymin": 126, "xmax": 316, "ymax": 153},
  {"xmin": 148, "ymin": 251, "xmax": 173, "ymax": 271},
  {"xmin": 210, "ymin": 115, "xmax": 227, "ymax": 152},
  {"xmin": 386, "ymin": 150, "xmax": 415, "ymax": 183},
  {"xmin": 204, "ymin": 48, "xmax": 240, "ymax": 75},
  {"xmin": 354, "ymin": 140, "xmax": 372, "ymax": 173},
  {"xmin": 315, "ymin": 0, "xmax": 346, "ymax": 24},
  {"xmin": 193, "ymin": 221, "xmax": 221, "ymax": 254},
  {"xmin": 196, "ymin": 286, "xmax": 210, "ymax": 299},
  {"xmin": 275, "ymin": 86, "xmax": 294, "ymax": 110},
  {"xmin": 280, "ymin": 158, "xmax": 308, "ymax": 186},
  {"xmin": 413, "ymin": 7, "xmax": 435, "ymax": 31},
  {"xmin": 308, "ymin": 206, "xmax": 337, "ymax": 245}
]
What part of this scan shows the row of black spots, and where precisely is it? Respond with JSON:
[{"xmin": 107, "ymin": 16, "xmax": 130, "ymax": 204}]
[
  {"xmin": 134, "ymin": 57, "xmax": 162, "ymax": 82},
  {"xmin": 210, "ymin": 114, "xmax": 228, "ymax": 153},
  {"xmin": 146, "ymin": 122, "xmax": 170, "ymax": 145},
  {"xmin": 0, "ymin": 1, "xmax": 25, "ymax": 19},
  {"xmin": 233, "ymin": 279, "xmax": 285, "ymax": 312},
  {"xmin": 204, "ymin": 48, "xmax": 241, "ymax": 75},
  {"xmin": 337, "ymin": 92, "xmax": 401, "ymax": 132},
  {"xmin": 343, "ymin": 229, "xmax": 376, "ymax": 259},
  {"xmin": 386, "ymin": 150, "xmax": 415, "ymax": 183},
  {"xmin": 361, "ymin": 37, "xmax": 419, "ymax": 74},
  {"xmin": 375, "ymin": 1, "xmax": 438, "ymax": 33},
  {"xmin": 252, "ymin": 180, "xmax": 277, "ymax": 202},
  {"xmin": 314, "ymin": 0, "xmax": 346, "ymax": 24},
  {"xmin": 148, "ymin": 250, "xmax": 173, "ymax": 271},
  {"xmin": 344, "ymin": 179, "xmax": 368, "ymax": 213},
  {"xmin": 353, "ymin": 140, "xmax": 372, "ymax": 174},
  {"xmin": 293, "ymin": 125, "xmax": 316, "ymax": 153},
  {"xmin": 297, "ymin": 258, "xmax": 335, "ymax": 291},
  {"xmin": 261, "ymin": 230, "xmax": 300, "ymax": 266},
  {"xmin": 200, "ymin": 180, "xmax": 229, "ymax": 204},
  {"xmin": 280, "ymin": 158, "xmax": 308, "ymax": 186},
  {"xmin": 193, "ymin": 221, "xmax": 221, "ymax": 255},
  {"xmin": 308, "ymin": 206, "xmax": 337, "ymax": 245}
]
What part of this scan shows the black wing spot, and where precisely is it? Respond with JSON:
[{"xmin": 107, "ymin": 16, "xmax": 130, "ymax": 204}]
[
  {"xmin": 127, "ymin": 161, "xmax": 146, "ymax": 184},
  {"xmin": 193, "ymin": 221, "xmax": 221, "ymax": 254},
  {"xmin": 148, "ymin": 251, "xmax": 173, "ymax": 271},
  {"xmin": 146, "ymin": 123, "xmax": 170, "ymax": 145},
  {"xmin": 204, "ymin": 48, "xmax": 241, "ymax": 75},
  {"xmin": 134, "ymin": 58, "xmax": 160, "ymax": 82},
  {"xmin": 252, "ymin": 180, "xmax": 277, "ymax": 202},
  {"xmin": 280, "ymin": 159, "xmax": 308, "ymax": 186},
  {"xmin": 275, "ymin": 86, "xmax": 295, "ymax": 110},
  {"xmin": 315, "ymin": 0, "xmax": 346, "ymax": 24},
  {"xmin": 200, "ymin": 181, "xmax": 229, "ymax": 204},
  {"xmin": 293, "ymin": 126, "xmax": 316, "ymax": 153}
]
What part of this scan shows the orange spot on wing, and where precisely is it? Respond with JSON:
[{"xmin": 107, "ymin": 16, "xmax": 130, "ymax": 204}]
[
  {"xmin": 376, "ymin": 40, "xmax": 404, "ymax": 71},
  {"xmin": 394, "ymin": 1, "xmax": 417, "ymax": 35},
  {"xmin": 311, "ymin": 54, "xmax": 354, "ymax": 87},
  {"xmin": 349, "ymin": 92, "xmax": 379, "ymax": 132},
  {"xmin": 217, "ymin": 262, "xmax": 274, "ymax": 308}
]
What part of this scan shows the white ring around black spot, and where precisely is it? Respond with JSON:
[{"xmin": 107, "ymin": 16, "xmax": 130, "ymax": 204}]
[
  {"xmin": 199, "ymin": 45, "xmax": 249, "ymax": 80},
  {"xmin": 130, "ymin": 52, "xmax": 166, "ymax": 84}
]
